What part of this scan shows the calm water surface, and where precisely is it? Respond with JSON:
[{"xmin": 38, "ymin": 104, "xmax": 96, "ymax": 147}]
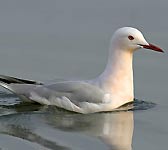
[{"xmin": 0, "ymin": 1, "xmax": 168, "ymax": 150}]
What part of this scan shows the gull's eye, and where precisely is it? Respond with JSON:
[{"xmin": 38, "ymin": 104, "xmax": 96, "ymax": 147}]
[{"xmin": 128, "ymin": 35, "xmax": 134, "ymax": 40}]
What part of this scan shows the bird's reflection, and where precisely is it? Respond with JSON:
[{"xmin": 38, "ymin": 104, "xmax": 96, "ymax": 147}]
[
  {"xmin": 44, "ymin": 108, "xmax": 134, "ymax": 150},
  {"xmin": 99, "ymin": 112, "xmax": 133, "ymax": 150},
  {"xmin": 0, "ymin": 104, "xmax": 134, "ymax": 150}
]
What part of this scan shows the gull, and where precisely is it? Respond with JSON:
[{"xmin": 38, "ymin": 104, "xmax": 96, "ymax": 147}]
[{"xmin": 0, "ymin": 27, "xmax": 163, "ymax": 114}]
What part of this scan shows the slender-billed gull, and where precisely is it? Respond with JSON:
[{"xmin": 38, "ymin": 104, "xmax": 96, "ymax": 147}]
[{"xmin": 0, "ymin": 27, "xmax": 163, "ymax": 113}]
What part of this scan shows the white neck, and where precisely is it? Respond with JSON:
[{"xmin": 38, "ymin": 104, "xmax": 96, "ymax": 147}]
[{"xmin": 95, "ymin": 43, "xmax": 134, "ymax": 106}]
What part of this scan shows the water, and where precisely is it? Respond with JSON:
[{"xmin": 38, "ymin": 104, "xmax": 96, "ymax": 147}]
[{"xmin": 0, "ymin": 1, "xmax": 168, "ymax": 150}]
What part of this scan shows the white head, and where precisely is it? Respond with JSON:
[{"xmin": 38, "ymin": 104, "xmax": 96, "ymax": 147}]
[
  {"xmin": 111, "ymin": 27, "xmax": 163, "ymax": 53},
  {"xmin": 98, "ymin": 27, "xmax": 163, "ymax": 106}
]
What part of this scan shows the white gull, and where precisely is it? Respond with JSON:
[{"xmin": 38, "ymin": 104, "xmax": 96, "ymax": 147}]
[{"xmin": 0, "ymin": 27, "xmax": 163, "ymax": 114}]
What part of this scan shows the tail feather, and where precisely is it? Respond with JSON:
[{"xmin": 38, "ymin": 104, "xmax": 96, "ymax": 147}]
[
  {"xmin": 0, "ymin": 81, "xmax": 13, "ymax": 92},
  {"xmin": 0, "ymin": 75, "xmax": 43, "ymax": 95},
  {"xmin": 0, "ymin": 75, "xmax": 43, "ymax": 85}
]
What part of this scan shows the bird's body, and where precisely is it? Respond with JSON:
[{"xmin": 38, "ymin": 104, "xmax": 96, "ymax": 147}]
[{"xmin": 0, "ymin": 27, "xmax": 163, "ymax": 114}]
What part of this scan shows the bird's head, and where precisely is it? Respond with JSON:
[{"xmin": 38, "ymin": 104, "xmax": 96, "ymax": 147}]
[{"xmin": 111, "ymin": 27, "xmax": 163, "ymax": 53}]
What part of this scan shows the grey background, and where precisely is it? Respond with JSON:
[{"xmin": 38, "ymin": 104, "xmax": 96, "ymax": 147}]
[{"xmin": 0, "ymin": 0, "xmax": 167, "ymax": 150}]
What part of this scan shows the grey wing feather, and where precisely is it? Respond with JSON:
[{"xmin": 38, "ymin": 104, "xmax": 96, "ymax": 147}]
[
  {"xmin": 9, "ymin": 81, "xmax": 105, "ymax": 105},
  {"xmin": 37, "ymin": 81, "xmax": 105, "ymax": 105}
]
